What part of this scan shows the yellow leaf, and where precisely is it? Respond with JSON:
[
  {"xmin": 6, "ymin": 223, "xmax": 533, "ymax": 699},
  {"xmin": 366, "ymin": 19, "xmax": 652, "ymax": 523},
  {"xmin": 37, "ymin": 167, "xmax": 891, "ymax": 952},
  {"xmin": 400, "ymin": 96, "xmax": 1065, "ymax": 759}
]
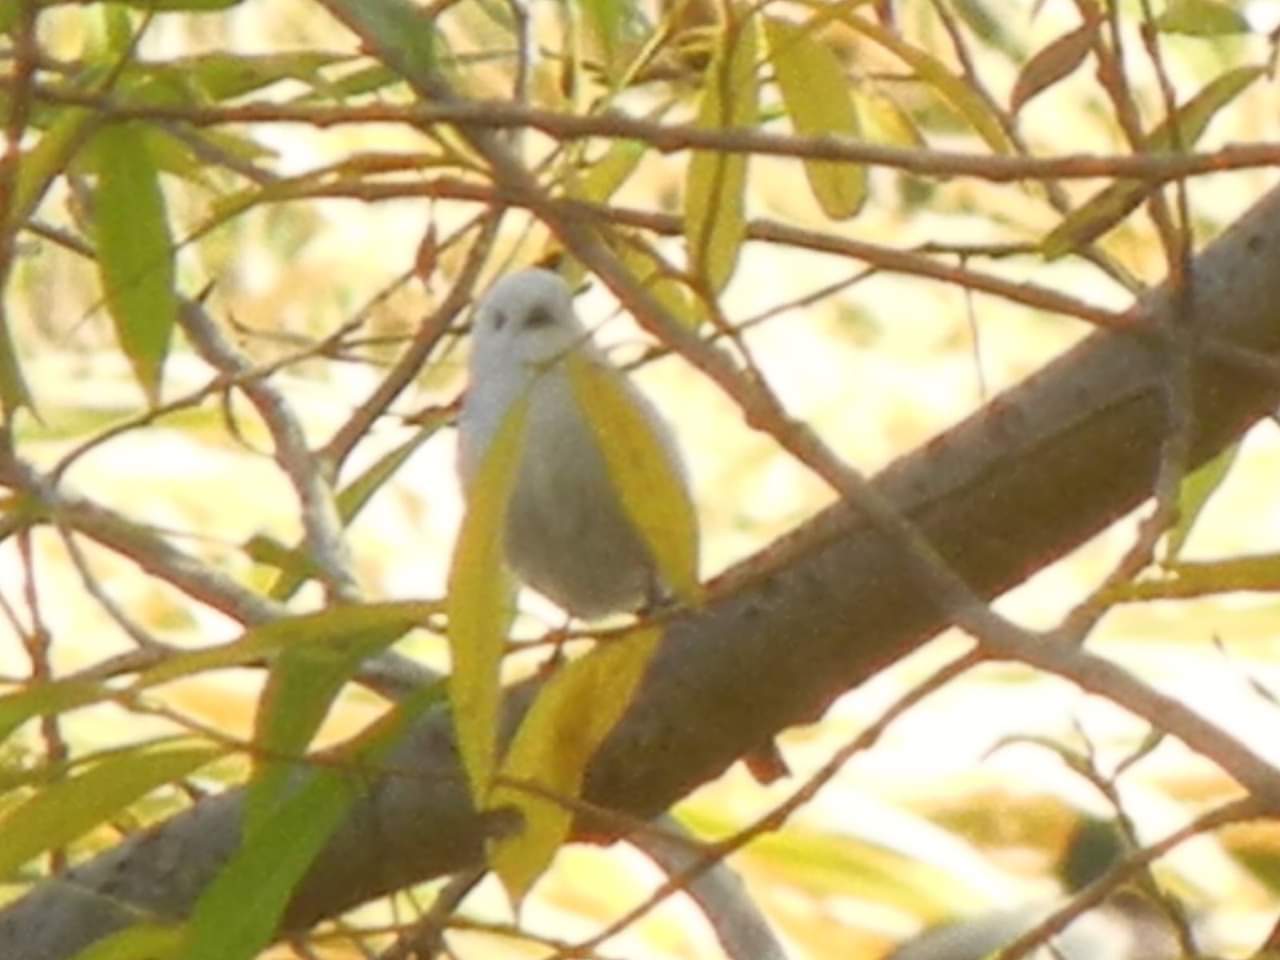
[
  {"xmin": 855, "ymin": 87, "xmax": 926, "ymax": 148},
  {"xmin": 565, "ymin": 353, "xmax": 701, "ymax": 606},
  {"xmin": 571, "ymin": 139, "xmax": 646, "ymax": 204},
  {"xmin": 448, "ymin": 391, "xmax": 530, "ymax": 802},
  {"xmin": 764, "ymin": 16, "xmax": 866, "ymax": 220},
  {"xmin": 685, "ymin": 13, "xmax": 758, "ymax": 292},
  {"xmin": 843, "ymin": 15, "xmax": 1012, "ymax": 154},
  {"xmin": 612, "ymin": 234, "xmax": 705, "ymax": 328},
  {"xmin": 490, "ymin": 625, "xmax": 662, "ymax": 904}
]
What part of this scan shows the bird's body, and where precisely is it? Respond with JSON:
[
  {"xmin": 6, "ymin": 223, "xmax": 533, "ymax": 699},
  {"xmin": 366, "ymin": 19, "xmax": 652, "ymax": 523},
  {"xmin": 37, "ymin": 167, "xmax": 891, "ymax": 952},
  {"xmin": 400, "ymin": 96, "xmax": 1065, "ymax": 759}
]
[{"xmin": 457, "ymin": 268, "xmax": 693, "ymax": 619}]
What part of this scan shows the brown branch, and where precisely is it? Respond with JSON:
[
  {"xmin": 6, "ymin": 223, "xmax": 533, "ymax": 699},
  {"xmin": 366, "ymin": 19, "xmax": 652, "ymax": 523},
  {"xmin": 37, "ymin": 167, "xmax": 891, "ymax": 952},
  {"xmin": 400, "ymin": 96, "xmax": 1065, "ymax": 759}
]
[{"xmin": 12, "ymin": 81, "xmax": 1280, "ymax": 184}]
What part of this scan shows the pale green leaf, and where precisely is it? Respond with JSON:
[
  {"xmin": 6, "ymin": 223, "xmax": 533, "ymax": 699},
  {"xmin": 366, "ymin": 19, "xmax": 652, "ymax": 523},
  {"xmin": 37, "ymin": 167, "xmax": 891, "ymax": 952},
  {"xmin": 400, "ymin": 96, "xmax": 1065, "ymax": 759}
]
[
  {"xmin": 571, "ymin": 139, "xmax": 646, "ymax": 204},
  {"xmin": 10, "ymin": 107, "xmax": 98, "ymax": 231},
  {"xmin": 174, "ymin": 51, "xmax": 350, "ymax": 101},
  {"xmin": 764, "ymin": 16, "xmax": 866, "ymax": 220},
  {"xmin": 1042, "ymin": 65, "xmax": 1264, "ymax": 259},
  {"xmin": 854, "ymin": 87, "xmax": 926, "ymax": 148},
  {"xmin": 844, "ymin": 16, "xmax": 1012, "ymax": 154},
  {"xmin": 613, "ymin": 235, "xmax": 704, "ymax": 328},
  {"xmin": 1157, "ymin": 0, "xmax": 1251, "ymax": 36},
  {"xmin": 1165, "ymin": 442, "xmax": 1241, "ymax": 562},
  {"xmin": 91, "ymin": 122, "xmax": 177, "ymax": 403},
  {"xmin": 566, "ymin": 353, "xmax": 700, "ymax": 605},
  {"xmin": 685, "ymin": 14, "xmax": 758, "ymax": 292},
  {"xmin": 490, "ymin": 625, "xmax": 661, "ymax": 904},
  {"xmin": 0, "ymin": 743, "xmax": 223, "ymax": 881},
  {"xmin": 247, "ymin": 607, "xmax": 429, "ymax": 835},
  {"xmin": 448, "ymin": 391, "xmax": 530, "ymax": 801},
  {"xmin": 0, "ymin": 602, "xmax": 439, "ymax": 744}
]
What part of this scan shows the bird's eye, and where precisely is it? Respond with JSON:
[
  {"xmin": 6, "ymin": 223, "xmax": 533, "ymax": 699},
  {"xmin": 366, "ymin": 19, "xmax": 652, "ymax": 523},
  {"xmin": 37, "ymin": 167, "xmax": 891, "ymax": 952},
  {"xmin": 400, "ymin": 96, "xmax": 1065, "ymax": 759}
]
[
  {"xmin": 491, "ymin": 310, "xmax": 509, "ymax": 332},
  {"xmin": 524, "ymin": 306, "xmax": 554, "ymax": 329}
]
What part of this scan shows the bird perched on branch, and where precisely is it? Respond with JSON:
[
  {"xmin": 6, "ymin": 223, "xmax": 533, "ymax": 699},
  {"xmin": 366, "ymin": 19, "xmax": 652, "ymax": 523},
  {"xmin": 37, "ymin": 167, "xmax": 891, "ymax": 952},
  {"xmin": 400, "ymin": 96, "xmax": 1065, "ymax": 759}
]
[{"xmin": 457, "ymin": 267, "xmax": 695, "ymax": 620}]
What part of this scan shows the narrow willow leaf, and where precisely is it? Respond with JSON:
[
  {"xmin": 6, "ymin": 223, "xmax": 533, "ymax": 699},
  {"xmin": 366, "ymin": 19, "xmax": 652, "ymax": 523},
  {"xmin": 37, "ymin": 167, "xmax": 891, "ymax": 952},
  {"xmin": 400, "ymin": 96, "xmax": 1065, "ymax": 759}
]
[
  {"xmin": 1103, "ymin": 554, "xmax": 1280, "ymax": 603},
  {"xmin": 0, "ymin": 602, "xmax": 438, "ymax": 744},
  {"xmin": 177, "ymin": 51, "xmax": 350, "ymax": 101},
  {"xmin": 1010, "ymin": 23, "xmax": 1094, "ymax": 114},
  {"xmin": 1041, "ymin": 65, "xmax": 1263, "ymax": 259},
  {"xmin": 855, "ymin": 87, "xmax": 926, "ymax": 147},
  {"xmin": 326, "ymin": 0, "xmax": 438, "ymax": 83},
  {"xmin": 448, "ymin": 391, "xmax": 530, "ymax": 801},
  {"xmin": 0, "ymin": 744, "xmax": 223, "ymax": 881},
  {"xmin": 91, "ymin": 123, "xmax": 177, "ymax": 403},
  {"xmin": 11, "ymin": 107, "xmax": 98, "ymax": 230},
  {"xmin": 580, "ymin": 0, "xmax": 626, "ymax": 55},
  {"xmin": 572, "ymin": 139, "xmax": 646, "ymax": 204},
  {"xmin": 566, "ymin": 353, "xmax": 700, "ymax": 605},
  {"xmin": 844, "ymin": 16, "xmax": 1012, "ymax": 154},
  {"xmin": 685, "ymin": 14, "xmax": 758, "ymax": 292},
  {"xmin": 67, "ymin": 924, "xmax": 184, "ymax": 960},
  {"xmin": 186, "ymin": 681, "xmax": 444, "ymax": 960},
  {"xmin": 1165, "ymin": 442, "xmax": 1240, "ymax": 563},
  {"xmin": 247, "ymin": 607, "xmax": 429, "ymax": 834},
  {"xmin": 764, "ymin": 16, "xmax": 866, "ymax": 220},
  {"xmin": 613, "ymin": 234, "xmax": 704, "ymax": 328},
  {"xmin": 1157, "ymin": 0, "xmax": 1251, "ymax": 36},
  {"xmin": 490, "ymin": 625, "xmax": 661, "ymax": 904},
  {"xmin": 0, "ymin": 679, "xmax": 107, "ymax": 745}
]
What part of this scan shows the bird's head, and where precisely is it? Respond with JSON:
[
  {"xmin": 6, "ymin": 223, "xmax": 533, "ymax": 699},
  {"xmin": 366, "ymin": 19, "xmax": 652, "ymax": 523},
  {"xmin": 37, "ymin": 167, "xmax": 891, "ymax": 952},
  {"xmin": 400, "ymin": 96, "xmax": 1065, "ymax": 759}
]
[{"xmin": 468, "ymin": 268, "xmax": 590, "ymax": 376}]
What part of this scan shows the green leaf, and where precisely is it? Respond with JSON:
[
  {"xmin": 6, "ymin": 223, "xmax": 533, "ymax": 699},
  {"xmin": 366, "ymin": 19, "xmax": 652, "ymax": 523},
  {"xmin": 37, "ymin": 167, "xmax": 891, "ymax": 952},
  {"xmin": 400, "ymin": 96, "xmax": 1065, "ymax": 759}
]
[
  {"xmin": 1165, "ymin": 441, "xmax": 1240, "ymax": 562},
  {"xmin": 566, "ymin": 353, "xmax": 700, "ymax": 605},
  {"xmin": 172, "ymin": 51, "xmax": 350, "ymax": 101},
  {"xmin": 1010, "ymin": 22, "xmax": 1095, "ymax": 114},
  {"xmin": 246, "ymin": 607, "xmax": 429, "ymax": 834},
  {"xmin": 67, "ymin": 924, "xmax": 184, "ymax": 960},
  {"xmin": 10, "ymin": 106, "xmax": 99, "ymax": 231},
  {"xmin": 321, "ymin": 0, "xmax": 438, "ymax": 87},
  {"xmin": 579, "ymin": 0, "xmax": 626, "ymax": 55},
  {"xmin": 843, "ymin": 15, "xmax": 1012, "ymax": 154},
  {"xmin": 764, "ymin": 16, "xmax": 866, "ymax": 220},
  {"xmin": 685, "ymin": 13, "xmax": 758, "ymax": 292},
  {"xmin": 185, "ymin": 681, "xmax": 444, "ymax": 960},
  {"xmin": 448, "ymin": 390, "xmax": 530, "ymax": 801},
  {"xmin": 1042, "ymin": 65, "xmax": 1264, "ymax": 259},
  {"xmin": 1156, "ymin": 0, "xmax": 1251, "ymax": 36},
  {"xmin": 91, "ymin": 122, "xmax": 177, "ymax": 404},
  {"xmin": 490, "ymin": 625, "xmax": 661, "ymax": 904},
  {"xmin": 0, "ymin": 743, "xmax": 223, "ymax": 881},
  {"xmin": 0, "ymin": 602, "xmax": 438, "ymax": 744},
  {"xmin": 0, "ymin": 679, "xmax": 109, "ymax": 745}
]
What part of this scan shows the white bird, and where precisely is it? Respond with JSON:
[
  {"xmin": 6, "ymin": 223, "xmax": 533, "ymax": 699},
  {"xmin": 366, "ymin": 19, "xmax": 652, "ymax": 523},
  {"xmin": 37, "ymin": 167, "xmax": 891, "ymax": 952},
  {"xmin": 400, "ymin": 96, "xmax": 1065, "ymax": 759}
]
[{"xmin": 457, "ymin": 268, "xmax": 696, "ymax": 620}]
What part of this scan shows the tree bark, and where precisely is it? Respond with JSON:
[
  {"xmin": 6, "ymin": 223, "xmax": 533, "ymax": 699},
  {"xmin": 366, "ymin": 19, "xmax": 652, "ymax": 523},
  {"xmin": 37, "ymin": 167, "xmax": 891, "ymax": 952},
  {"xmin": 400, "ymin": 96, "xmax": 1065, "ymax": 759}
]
[{"xmin": 6, "ymin": 182, "xmax": 1280, "ymax": 960}]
